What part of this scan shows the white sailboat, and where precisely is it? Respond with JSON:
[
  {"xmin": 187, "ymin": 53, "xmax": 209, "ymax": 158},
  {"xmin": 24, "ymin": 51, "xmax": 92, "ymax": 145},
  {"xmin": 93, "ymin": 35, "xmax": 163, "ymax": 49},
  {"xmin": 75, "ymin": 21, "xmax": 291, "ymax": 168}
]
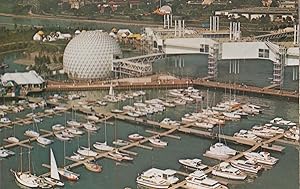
[
  {"xmin": 37, "ymin": 136, "xmax": 53, "ymax": 146},
  {"xmin": 11, "ymin": 148, "xmax": 40, "ymax": 188},
  {"xmin": 43, "ymin": 148, "xmax": 64, "ymax": 186},
  {"xmin": 93, "ymin": 119, "xmax": 114, "ymax": 151},
  {"xmin": 77, "ymin": 131, "xmax": 98, "ymax": 157}
]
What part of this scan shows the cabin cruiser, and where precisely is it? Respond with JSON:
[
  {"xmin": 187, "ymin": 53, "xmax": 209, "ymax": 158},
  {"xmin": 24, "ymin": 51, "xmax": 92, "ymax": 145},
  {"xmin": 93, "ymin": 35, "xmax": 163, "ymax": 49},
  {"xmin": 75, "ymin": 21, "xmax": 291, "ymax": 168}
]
[
  {"xmin": 69, "ymin": 152, "xmax": 85, "ymax": 161},
  {"xmin": 93, "ymin": 142, "xmax": 114, "ymax": 151},
  {"xmin": 0, "ymin": 148, "xmax": 15, "ymax": 158},
  {"xmin": 111, "ymin": 109, "xmax": 124, "ymax": 114},
  {"xmin": 24, "ymin": 130, "xmax": 40, "ymax": 138},
  {"xmin": 160, "ymin": 118, "xmax": 180, "ymax": 127},
  {"xmin": 194, "ymin": 122, "xmax": 214, "ymax": 129},
  {"xmin": 87, "ymin": 115, "xmax": 100, "ymax": 122},
  {"xmin": 77, "ymin": 147, "xmax": 98, "ymax": 157},
  {"xmin": 284, "ymin": 131, "xmax": 299, "ymax": 141},
  {"xmin": 83, "ymin": 122, "xmax": 98, "ymax": 131},
  {"xmin": 6, "ymin": 136, "xmax": 19, "ymax": 143},
  {"xmin": 230, "ymin": 159, "xmax": 262, "ymax": 174},
  {"xmin": 0, "ymin": 117, "xmax": 11, "ymax": 124},
  {"xmin": 251, "ymin": 126, "xmax": 275, "ymax": 138},
  {"xmin": 270, "ymin": 117, "xmax": 297, "ymax": 126},
  {"xmin": 233, "ymin": 130, "xmax": 262, "ymax": 143},
  {"xmin": 244, "ymin": 152, "xmax": 278, "ymax": 166},
  {"xmin": 136, "ymin": 168, "xmax": 179, "ymax": 188},
  {"xmin": 128, "ymin": 133, "xmax": 144, "ymax": 141},
  {"xmin": 43, "ymin": 148, "xmax": 64, "ymax": 187},
  {"xmin": 37, "ymin": 136, "xmax": 53, "ymax": 145},
  {"xmin": 55, "ymin": 133, "xmax": 70, "ymax": 141},
  {"xmin": 212, "ymin": 162, "xmax": 247, "ymax": 180},
  {"xmin": 108, "ymin": 150, "xmax": 133, "ymax": 161},
  {"xmin": 185, "ymin": 170, "xmax": 228, "ymax": 189},
  {"xmin": 67, "ymin": 120, "xmax": 81, "ymax": 127},
  {"xmin": 61, "ymin": 130, "xmax": 75, "ymax": 138},
  {"xmin": 149, "ymin": 137, "xmax": 168, "ymax": 147},
  {"xmin": 112, "ymin": 139, "xmax": 130, "ymax": 146},
  {"xmin": 204, "ymin": 143, "xmax": 236, "ymax": 160},
  {"xmin": 178, "ymin": 158, "xmax": 208, "ymax": 170},
  {"xmin": 68, "ymin": 94, "xmax": 81, "ymax": 100}
]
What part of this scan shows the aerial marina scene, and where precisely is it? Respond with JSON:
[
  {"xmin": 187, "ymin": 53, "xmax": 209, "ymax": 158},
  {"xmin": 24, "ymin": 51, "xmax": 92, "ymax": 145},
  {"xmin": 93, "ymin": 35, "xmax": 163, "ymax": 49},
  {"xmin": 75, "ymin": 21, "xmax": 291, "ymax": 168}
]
[{"xmin": 0, "ymin": 0, "xmax": 299, "ymax": 189}]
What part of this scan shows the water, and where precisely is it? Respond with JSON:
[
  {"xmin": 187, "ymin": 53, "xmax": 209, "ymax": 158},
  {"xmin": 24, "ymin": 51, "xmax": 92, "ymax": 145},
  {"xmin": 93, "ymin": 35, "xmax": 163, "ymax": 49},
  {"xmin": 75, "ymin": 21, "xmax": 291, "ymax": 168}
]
[{"xmin": 0, "ymin": 88, "xmax": 298, "ymax": 189}]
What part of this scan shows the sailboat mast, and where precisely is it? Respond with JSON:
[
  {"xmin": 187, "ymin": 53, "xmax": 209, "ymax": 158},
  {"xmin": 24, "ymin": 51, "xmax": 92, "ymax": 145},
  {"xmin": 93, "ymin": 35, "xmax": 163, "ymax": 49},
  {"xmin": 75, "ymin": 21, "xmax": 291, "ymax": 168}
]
[
  {"xmin": 63, "ymin": 141, "xmax": 66, "ymax": 167},
  {"xmin": 88, "ymin": 130, "xmax": 90, "ymax": 149},
  {"xmin": 206, "ymin": 90, "xmax": 209, "ymax": 109},
  {"xmin": 104, "ymin": 117, "xmax": 107, "ymax": 142},
  {"xmin": 20, "ymin": 147, "xmax": 23, "ymax": 173},
  {"xmin": 28, "ymin": 149, "xmax": 31, "ymax": 174}
]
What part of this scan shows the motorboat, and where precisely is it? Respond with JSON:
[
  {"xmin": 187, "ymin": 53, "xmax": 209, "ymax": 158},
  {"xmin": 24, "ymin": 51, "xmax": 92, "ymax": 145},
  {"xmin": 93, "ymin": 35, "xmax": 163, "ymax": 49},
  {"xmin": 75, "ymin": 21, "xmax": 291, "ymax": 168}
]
[
  {"xmin": 53, "ymin": 106, "xmax": 68, "ymax": 111},
  {"xmin": 0, "ymin": 117, "xmax": 11, "ymax": 124},
  {"xmin": 97, "ymin": 101, "xmax": 107, "ymax": 106},
  {"xmin": 37, "ymin": 136, "xmax": 53, "ymax": 145},
  {"xmin": 112, "ymin": 139, "xmax": 130, "ymax": 146},
  {"xmin": 83, "ymin": 122, "xmax": 98, "ymax": 131},
  {"xmin": 6, "ymin": 136, "xmax": 19, "ymax": 143},
  {"xmin": 24, "ymin": 130, "xmax": 40, "ymax": 138},
  {"xmin": 212, "ymin": 162, "xmax": 247, "ymax": 180},
  {"xmin": 58, "ymin": 168, "xmax": 79, "ymax": 181},
  {"xmin": 160, "ymin": 118, "xmax": 180, "ymax": 127},
  {"xmin": 84, "ymin": 161, "xmax": 102, "ymax": 173},
  {"xmin": 108, "ymin": 150, "xmax": 133, "ymax": 161},
  {"xmin": 66, "ymin": 128, "xmax": 84, "ymax": 135},
  {"xmin": 93, "ymin": 142, "xmax": 115, "ymax": 151},
  {"xmin": 128, "ymin": 133, "xmax": 144, "ymax": 141},
  {"xmin": 204, "ymin": 143, "xmax": 236, "ymax": 160},
  {"xmin": 87, "ymin": 115, "xmax": 100, "ymax": 122},
  {"xmin": 222, "ymin": 112, "xmax": 241, "ymax": 120},
  {"xmin": 0, "ymin": 149, "xmax": 12, "ymax": 158},
  {"xmin": 230, "ymin": 159, "xmax": 262, "ymax": 174},
  {"xmin": 67, "ymin": 120, "xmax": 81, "ymax": 127},
  {"xmin": 136, "ymin": 168, "xmax": 179, "ymax": 188},
  {"xmin": 52, "ymin": 124, "xmax": 65, "ymax": 131},
  {"xmin": 68, "ymin": 94, "xmax": 80, "ymax": 100},
  {"xmin": 251, "ymin": 126, "xmax": 274, "ymax": 138},
  {"xmin": 111, "ymin": 109, "xmax": 123, "ymax": 114},
  {"xmin": 284, "ymin": 131, "xmax": 299, "ymax": 141},
  {"xmin": 127, "ymin": 111, "xmax": 140, "ymax": 117},
  {"xmin": 54, "ymin": 133, "xmax": 70, "ymax": 141},
  {"xmin": 194, "ymin": 122, "xmax": 214, "ymax": 129},
  {"xmin": 244, "ymin": 152, "xmax": 278, "ymax": 165},
  {"xmin": 270, "ymin": 117, "xmax": 297, "ymax": 126},
  {"xmin": 233, "ymin": 130, "xmax": 262, "ymax": 143},
  {"xmin": 61, "ymin": 130, "xmax": 75, "ymax": 138},
  {"xmin": 178, "ymin": 158, "xmax": 208, "ymax": 170},
  {"xmin": 185, "ymin": 170, "xmax": 228, "ymax": 189},
  {"xmin": 149, "ymin": 137, "xmax": 168, "ymax": 147},
  {"xmin": 77, "ymin": 147, "xmax": 98, "ymax": 157},
  {"xmin": 43, "ymin": 149, "xmax": 64, "ymax": 187},
  {"xmin": 69, "ymin": 152, "xmax": 85, "ymax": 161}
]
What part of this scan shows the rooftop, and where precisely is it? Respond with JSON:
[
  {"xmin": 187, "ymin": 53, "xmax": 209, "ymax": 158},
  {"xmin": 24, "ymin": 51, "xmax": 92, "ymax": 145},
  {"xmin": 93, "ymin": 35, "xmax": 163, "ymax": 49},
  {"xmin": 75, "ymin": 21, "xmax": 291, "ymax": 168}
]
[
  {"xmin": 1, "ymin": 71, "xmax": 45, "ymax": 86},
  {"xmin": 216, "ymin": 7, "xmax": 296, "ymax": 14}
]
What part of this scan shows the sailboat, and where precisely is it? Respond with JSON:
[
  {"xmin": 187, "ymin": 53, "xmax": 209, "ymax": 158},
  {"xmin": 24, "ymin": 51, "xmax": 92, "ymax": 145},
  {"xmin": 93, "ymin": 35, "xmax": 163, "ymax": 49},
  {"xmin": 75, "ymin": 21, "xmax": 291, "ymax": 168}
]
[
  {"xmin": 93, "ymin": 118, "xmax": 114, "ymax": 151},
  {"xmin": 43, "ymin": 148, "xmax": 64, "ymax": 186},
  {"xmin": 77, "ymin": 131, "xmax": 98, "ymax": 157},
  {"xmin": 11, "ymin": 148, "xmax": 40, "ymax": 188},
  {"xmin": 58, "ymin": 141, "xmax": 79, "ymax": 181}
]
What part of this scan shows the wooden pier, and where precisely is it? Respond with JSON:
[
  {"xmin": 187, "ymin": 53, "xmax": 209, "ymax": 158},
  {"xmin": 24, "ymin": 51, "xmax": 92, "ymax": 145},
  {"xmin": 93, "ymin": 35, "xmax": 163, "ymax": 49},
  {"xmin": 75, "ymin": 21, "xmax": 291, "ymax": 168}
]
[{"xmin": 45, "ymin": 77, "xmax": 298, "ymax": 100}]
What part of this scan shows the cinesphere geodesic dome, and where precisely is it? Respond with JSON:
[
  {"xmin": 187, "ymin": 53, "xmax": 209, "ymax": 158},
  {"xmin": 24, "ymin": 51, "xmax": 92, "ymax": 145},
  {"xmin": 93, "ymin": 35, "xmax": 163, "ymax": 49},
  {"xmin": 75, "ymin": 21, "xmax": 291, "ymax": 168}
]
[{"xmin": 63, "ymin": 30, "xmax": 122, "ymax": 79}]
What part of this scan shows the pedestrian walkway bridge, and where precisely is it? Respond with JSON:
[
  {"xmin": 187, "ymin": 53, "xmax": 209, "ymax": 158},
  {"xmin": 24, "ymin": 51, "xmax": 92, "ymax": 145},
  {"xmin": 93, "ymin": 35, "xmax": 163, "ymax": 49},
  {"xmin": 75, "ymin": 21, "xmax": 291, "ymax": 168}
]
[{"xmin": 112, "ymin": 53, "xmax": 165, "ymax": 77}]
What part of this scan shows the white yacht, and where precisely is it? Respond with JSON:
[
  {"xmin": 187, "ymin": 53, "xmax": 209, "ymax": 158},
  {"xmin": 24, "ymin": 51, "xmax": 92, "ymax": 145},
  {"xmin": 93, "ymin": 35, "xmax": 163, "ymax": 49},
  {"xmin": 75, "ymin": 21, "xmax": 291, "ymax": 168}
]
[
  {"xmin": 270, "ymin": 117, "xmax": 297, "ymax": 126},
  {"xmin": 244, "ymin": 152, "xmax": 278, "ymax": 165},
  {"xmin": 55, "ymin": 133, "xmax": 70, "ymax": 141},
  {"xmin": 66, "ymin": 128, "xmax": 84, "ymax": 135},
  {"xmin": 24, "ymin": 130, "xmax": 40, "ymax": 138},
  {"xmin": 93, "ymin": 142, "xmax": 115, "ymax": 151},
  {"xmin": 230, "ymin": 159, "xmax": 262, "ymax": 174},
  {"xmin": 6, "ymin": 136, "xmax": 19, "ymax": 143},
  {"xmin": 251, "ymin": 126, "xmax": 275, "ymax": 138},
  {"xmin": 233, "ymin": 130, "xmax": 262, "ymax": 143},
  {"xmin": 111, "ymin": 109, "xmax": 124, "ymax": 114},
  {"xmin": 61, "ymin": 130, "xmax": 75, "ymax": 138},
  {"xmin": 108, "ymin": 150, "xmax": 133, "ymax": 161},
  {"xmin": 185, "ymin": 170, "xmax": 228, "ymax": 189},
  {"xmin": 212, "ymin": 162, "xmax": 247, "ymax": 180},
  {"xmin": 77, "ymin": 147, "xmax": 98, "ymax": 157},
  {"xmin": 87, "ymin": 115, "xmax": 99, "ymax": 122},
  {"xmin": 0, "ymin": 117, "xmax": 11, "ymax": 124},
  {"xmin": 67, "ymin": 120, "xmax": 81, "ymax": 127},
  {"xmin": 136, "ymin": 168, "xmax": 179, "ymax": 188},
  {"xmin": 222, "ymin": 112, "xmax": 241, "ymax": 120},
  {"xmin": 52, "ymin": 124, "xmax": 65, "ymax": 131},
  {"xmin": 37, "ymin": 136, "xmax": 53, "ymax": 145},
  {"xmin": 194, "ymin": 122, "xmax": 214, "ymax": 129},
  {"xmin": 178, "ymin": 158, "xmax": 208, "ymax": 170},
  {"xmin": 69, "ymin": 152, "xmax": 85, "ymax": 161},
  {"xmin": 160, "ymin": 118, "xmax": 181, "ymax": 127},
  {"xmin": 149, "ymin": 138, "xmax": 168, "ymax": 147},
  {"xmin": 128, "ymin": 133, "xmax": 144, "ymax": 141},
  {"xmin": 83, "ymin": 122, "xmax": 98, "ymax": 131},
  {"xmin": 204, "ymin": 143, "xmax": 236, "ymax": 160},
  {"xmin": 112, "ymin": 139, "xmax": 130, "ymax": 146}
]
